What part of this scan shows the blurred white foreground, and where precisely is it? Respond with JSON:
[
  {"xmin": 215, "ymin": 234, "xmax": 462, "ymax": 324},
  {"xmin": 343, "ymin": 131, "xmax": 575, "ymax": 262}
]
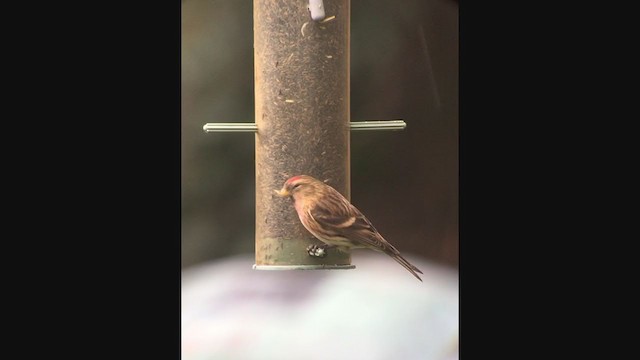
[{"xmin": 182, "ymin": 252, "xmax": 458, "ymax": 360}]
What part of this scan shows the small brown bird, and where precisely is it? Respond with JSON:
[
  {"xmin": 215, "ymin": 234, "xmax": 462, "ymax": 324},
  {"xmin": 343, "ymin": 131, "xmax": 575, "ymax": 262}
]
[{"xmin": 275, "ymin": 175, "xmax": 423, "ymax": 281}]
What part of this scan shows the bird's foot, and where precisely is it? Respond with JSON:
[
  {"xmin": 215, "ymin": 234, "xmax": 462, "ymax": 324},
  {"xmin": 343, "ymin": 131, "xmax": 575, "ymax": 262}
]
[{"xmin": 306, "ymin": 244, "xmax": 330, "ymax": 258}]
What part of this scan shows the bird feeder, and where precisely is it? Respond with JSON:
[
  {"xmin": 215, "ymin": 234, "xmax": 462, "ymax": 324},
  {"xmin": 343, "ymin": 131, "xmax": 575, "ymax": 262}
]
[{"xmin": 203, "ymin": 0, "xmax": 406, "ymax": 270}]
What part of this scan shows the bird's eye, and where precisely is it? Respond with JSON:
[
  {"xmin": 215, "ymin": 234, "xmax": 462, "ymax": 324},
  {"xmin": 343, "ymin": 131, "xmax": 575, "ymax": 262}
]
[{"xmin": 292, "ymin": 183, "xmax": 301, "ymax": 189}]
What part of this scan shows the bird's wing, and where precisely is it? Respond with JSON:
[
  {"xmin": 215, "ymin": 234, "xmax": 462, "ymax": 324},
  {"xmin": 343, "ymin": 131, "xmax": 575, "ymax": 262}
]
[
  {"xmin": 308, "ymin": 191, "xmax": 395, "ymax": 252},
  {"xmin": 307, "ymin": 189, "xmax": 423, "ymax": 279}
]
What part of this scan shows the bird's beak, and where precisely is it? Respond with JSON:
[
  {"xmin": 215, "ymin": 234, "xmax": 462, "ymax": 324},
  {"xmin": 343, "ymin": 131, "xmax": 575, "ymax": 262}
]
[{"xmin": 274, "ymin": 187, "xmax": 290, "ymax": 197}]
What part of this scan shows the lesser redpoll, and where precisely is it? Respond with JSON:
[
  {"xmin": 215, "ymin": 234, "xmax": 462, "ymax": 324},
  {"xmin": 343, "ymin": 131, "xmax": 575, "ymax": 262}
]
[{"xmin": 275, "ymin": 175, "xmax": 423, "ymax": 281}]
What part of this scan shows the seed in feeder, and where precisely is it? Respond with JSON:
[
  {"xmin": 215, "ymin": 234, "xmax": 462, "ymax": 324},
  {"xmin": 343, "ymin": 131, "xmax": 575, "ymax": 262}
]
[
  {"xmin": 320, "ymin": 15, "xmax": 336, "ymax": 23},
  {"xmin": 285, "ymin": 99, "xmax": 295, "ymax": 103}
]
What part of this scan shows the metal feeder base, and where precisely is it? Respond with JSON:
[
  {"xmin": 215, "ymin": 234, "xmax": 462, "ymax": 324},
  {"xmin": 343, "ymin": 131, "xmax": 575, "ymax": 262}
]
[{"xmin": 253, "ymin": 264, "xmax": 356, "ymax": 270}]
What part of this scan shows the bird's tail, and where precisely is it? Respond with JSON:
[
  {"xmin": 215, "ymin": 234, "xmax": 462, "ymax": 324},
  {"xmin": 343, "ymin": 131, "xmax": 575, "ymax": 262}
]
[{"xmin": 389, "ymin": 252, "xmax": 423, "ymax": 282}]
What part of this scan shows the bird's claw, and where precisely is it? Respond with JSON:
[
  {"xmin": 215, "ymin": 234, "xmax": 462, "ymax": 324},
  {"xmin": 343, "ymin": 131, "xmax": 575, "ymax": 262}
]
[{"xmin": 306, "ymin": 244, "xmax": 327, "ymax": 258}]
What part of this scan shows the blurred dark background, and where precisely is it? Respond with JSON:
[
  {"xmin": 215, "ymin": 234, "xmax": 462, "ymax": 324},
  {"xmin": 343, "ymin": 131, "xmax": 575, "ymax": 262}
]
[{"xmin": 182, "ymin": 0, "xmax": 458, "ymax": 270}]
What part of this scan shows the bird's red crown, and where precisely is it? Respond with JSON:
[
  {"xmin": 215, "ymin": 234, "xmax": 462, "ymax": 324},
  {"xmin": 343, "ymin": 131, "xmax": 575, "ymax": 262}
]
[{"xmin": 286, "ymin": 175, "xmax": 305, "ymax": 185}]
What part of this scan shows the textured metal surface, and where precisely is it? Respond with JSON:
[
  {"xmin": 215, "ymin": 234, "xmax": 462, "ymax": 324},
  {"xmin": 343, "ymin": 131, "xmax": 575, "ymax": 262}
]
[{"xmin": 253, "ymin": 0, "xmax": 352, "ymax": 268}]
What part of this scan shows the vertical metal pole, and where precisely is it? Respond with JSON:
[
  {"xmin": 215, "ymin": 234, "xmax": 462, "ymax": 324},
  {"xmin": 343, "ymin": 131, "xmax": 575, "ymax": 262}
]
[{"xmin": 253, "ymin": 0, "xmax": 352, "ymax": 269}]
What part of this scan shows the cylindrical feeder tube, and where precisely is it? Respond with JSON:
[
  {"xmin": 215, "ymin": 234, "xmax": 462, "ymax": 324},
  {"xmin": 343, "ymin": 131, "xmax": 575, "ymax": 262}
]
[{"xmin": 253, "ymin": 0, "xmax": 353, "ymax": 269}]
